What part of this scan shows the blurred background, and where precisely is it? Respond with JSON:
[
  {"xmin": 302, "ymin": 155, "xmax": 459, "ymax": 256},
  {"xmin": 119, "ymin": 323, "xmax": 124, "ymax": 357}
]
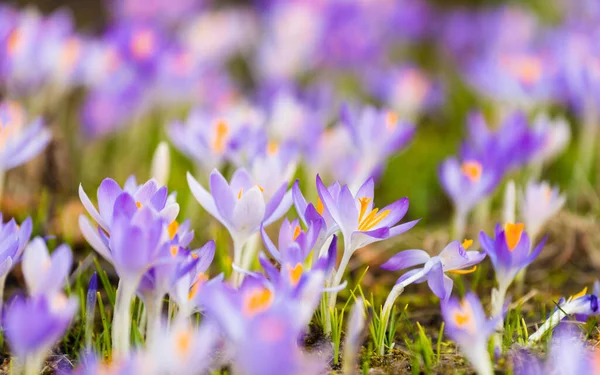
[{"xmin": 0, "ymin": 0, "xmax": 595, "ymax": 263}]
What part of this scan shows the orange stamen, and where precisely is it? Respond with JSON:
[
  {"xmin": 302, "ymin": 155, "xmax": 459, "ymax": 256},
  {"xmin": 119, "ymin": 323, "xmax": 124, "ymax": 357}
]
[
  {"xmin": 385, "ymin": 111, "xmax": 399, "ymax": 130},
  {"xmin": 292, "ymin": 226, "xmax": 301, "ymax": 240},
  {"xmin": 242, "ymin": 287, "xmax": 273, "ymax": 317},
  {"xmin": 188, "ymin": 274, "xmax": 208, "ymax": 301},
  {"xmin": 267, "ymin": 141, "xmax": 279, "ymax": 155},
  {"xmin": 504, "ymin": 222, "xmax": 524, "ymax": 251},
  {"xmin": 130, "ymin": 30, "xmax": 154, "ymax": 59},
  {"xmin": 461, "ymin": 161, "xmax": 483, "ymax": 183},
  {"xmin": 287, "ymin": 263, "xmax": 303, "ymax": 286},
  {"xmin": 212, "ymin": 120, "xmax": 229, "ymax": 153},
  {"xmin": 170, "ymin": 245, "xmax": 179, "ymax": 257},
  {"xmin": 357, "ymin": 206, "xmax": 390, "ymax": 232},
  {"xmin": 237, "ymin": 188, "xmax": 243, "ymax": 199},
  {"xmin": 461, "ymin": 239, "xmax": 473, "ymax": 250},
  {"xmin": 316, "ymin": 198, "xmax": 324, "ymax": 215},
  {"xmin": 176, "ymin": 330, "xmax": 192, "ymax": 357},
  {"xmin": 168, "ymin": 221, "xmax": 179, "ymax": 239},
  {"xmin": 7, "ymin": 30, "xmax": 21, "ymax": 56},
  {"xmin": 136, "ymin": 201, "xmax": 142, "ymax": 209},
  {"xmin": 571, "ymin": 287, "xmax": 588, "ymax": 301}
]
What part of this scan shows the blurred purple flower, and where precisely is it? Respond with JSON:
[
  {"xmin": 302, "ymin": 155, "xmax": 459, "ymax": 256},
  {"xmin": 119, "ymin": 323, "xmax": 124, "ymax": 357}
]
[
  {"xmin": 441, "ymin": 292, "xmax": 499, "ymax": 375},
  {"xmin": 22, "ymin": 237, "xmax": 72, "ymax": 297}
]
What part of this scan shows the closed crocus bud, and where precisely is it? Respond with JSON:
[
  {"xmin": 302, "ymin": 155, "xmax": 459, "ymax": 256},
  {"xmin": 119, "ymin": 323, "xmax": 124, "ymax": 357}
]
[
  {"xmin": 22, "ymin": 237, "xmax": 72, "ymax": 297},
  {"xmin": 151, "ymin": 141, "xmax": 170, "ymax": 187},
  {"xmin": 519, "ymin": 180, "xmax": 565, "ymax": 241}
]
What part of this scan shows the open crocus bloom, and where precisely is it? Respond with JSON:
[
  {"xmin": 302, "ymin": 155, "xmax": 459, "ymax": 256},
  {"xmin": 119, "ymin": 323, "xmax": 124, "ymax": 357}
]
[
  {"xmin": 79, "ymin": 176, "xmax": 179, "ymax": 233},
  {"xmin": 317, "ymin": 175, "xmax": 418, "ymax": 253},
  {"xmin": 22, "ymin": 237, "xmax": 72, "ymax": 297},
  {"xmin": 441, "ymin": 293, "xmax": 499, "ymax": 375},
  {"xmin": 187, "ymin": 168, "xmax": 291, "ymax": 248},
  {"xmin": 382, "ymin": 240, "xmax": 485, "ymax": 300},
  {"xmin": 0, "ymin": 100, "xmax": 51, "ymax": 172},
  {"xmin": 479, "ymin": 222, "xmax": 545, "ymax": 291}
]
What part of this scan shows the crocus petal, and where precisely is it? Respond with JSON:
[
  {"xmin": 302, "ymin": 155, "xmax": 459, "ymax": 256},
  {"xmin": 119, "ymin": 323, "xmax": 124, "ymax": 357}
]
[
  {"xmin": 261, "ymin": 226, "xmax": 281, "ymax": 262},
  {"xmin": 232, "ymin": 187, "xmax": 265, "ymax": 239},
  {"xmin": 209, "ymin": 170, "xmax": 236, "ymax": 225},
  {"xmin": 377, "ymin": 198, "xmax": 409, "ymax": 228},
  {"xmin": 396, "ymin": 268, "xmax": 427, "ymax": 285},
  {"xmin": 186, "ymin": 172, "xmax": 222, "ymax": 221},
  {"xmin": 78, "ymin": 216, "xmax": 112, "ymax": 262},
  {"xmin": 0, "ymin": 257, "xmax": 13, "ymax": 278},
  {"xmin": 388, "ymin": 219, "xmax": 420, "ymax": 237},
  {"xmin": 79, "ymin": 184, "xmax": 108, "ymax": 231},
  {"xmin": 22, "ymin": 238, "xmax": 50, "ymax": 294},
  {"xmin": 264, "ymin": 183, "xmax": 290, "ymax": 225},
  {"xmin": 97, "ymin": 178, "xmax": 123, "ymax": 225},
  {"xmin": 427, "ymin": 261, "xmax": 449, "ymax": 300},
  {"xmin": 381, "ymin": 249, "xmax": 430, "ymax": 271}
]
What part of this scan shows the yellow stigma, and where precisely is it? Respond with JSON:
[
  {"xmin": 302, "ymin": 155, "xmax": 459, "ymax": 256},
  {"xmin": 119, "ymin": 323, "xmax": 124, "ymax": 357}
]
[
  {"xmin": 170, "ymin": 245, "xmax": 179, "ymax": 257},
  {"xmin": 168, "ymin": 220, "xmax": 179, "ymax": 239},
  {"xmin": 571, "ymin": 286, "xmax": 588, "ymax": 301},
  {"xmin": 212, "ymin": 120, "xmax": 229, "ymax": 153},
  {"xmin": 461, "ymin": 161, "xmax": 483, "ymax": 183},
  {"xmin": 136, "ymin": 201, "xmax": 143, "ymax": 209},
  {"xmin": 504, "ymin": 222, "xmax": 524, "ymax": 251},
  {"xmin": 357, "ymin": 197, "xmax": 390, "ymax": 232},
  {"xmin": 287, "ymin": 263, "xmax": 303, "ymax": 286},
  {"xmin": 448, "ymin": 266, "xmax": 478, "ymax": 275},
  {"xmin": 292, "ymin": 226, "xmax": 301, "ymax": 240},
  {"xmin": 256, "ymin": 185, "xmax": 265, "ymax": 193},
  {"xmin": 237, "ymin": 188, "xmax": 243, "ymax": 199},
  {"xmin": 242, "ymin": 287, "xmax": 273, "ymax": 317},
  {"xmin": 461, "ymin": 239, "xmax": 473, "ymax": 250}
]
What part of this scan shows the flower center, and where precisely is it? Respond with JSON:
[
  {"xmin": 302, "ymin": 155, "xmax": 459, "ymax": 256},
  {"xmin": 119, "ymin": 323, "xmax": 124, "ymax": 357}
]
[
  {"xmin": 385, "ymin": 111, "xmax": 399, "ymax": 131},
  {"xmin": 357, "ymin": 197, "xmax": 390, "ymax": 231},
  {"xmin": 452, "ymin": 299, "xmax": 476, "ymax": 333},
  {"xmin": 242, "ymin": 287, "xmax": 273, "ymax": 317},
  {"xmin": 267, "ymin": 141, "xmax": 279, "ymax": 155},
  {"xmin": 175, "ymin": 330, "xmax": 193, "ymax": 358},
  {"xmin": 292, "ymin": 226, "xmax": 301, "ymax": 240},
  {"xmin": 461, "ymin": 161, "xmax": 483, "ymax": 183},
  {"xmin": 287, "ymin": 263, "xmax": 303, "ymax": 286},
  {"xmin": 212, "ymin": 120, "xmax": 229, "ymax": 153},
  {"xmin": 6, "ymin": 29, "xmax": 21, "ymax": 56},
  {"xmin": 130, "ymin": 30, "xmax": 154, "ymax": 59},
  {"xmin": 504, "ymin": 222, "xmax": 524, "ymax": 251}
]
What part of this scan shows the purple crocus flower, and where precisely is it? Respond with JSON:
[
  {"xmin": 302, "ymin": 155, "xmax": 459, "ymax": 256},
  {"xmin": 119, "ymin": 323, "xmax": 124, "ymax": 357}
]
[
  {"xmin": 480, "ymin": 223, "xmax": 545, "ymax": 352},
  {"xmin": 317, "ymin": 175, "xmax": 418, "ymax": 266},
  {"xmin": 22, "ymin": 237, "xmax": 72, "ymax": 297},
  {"xmin": 4, "ymin": 293, "xmax": 77, "ymax": 372},
  {"xmin": 517, "ymin": 324, "xmax": 597, "ymax": 375},
  {"xmin": 200, "ymin": 271, "xmax": 328, "ymax": 375},
  {"xmin": 79, "ymin": 176, "xmax": 179, "ymax": 233},
  {"xmin": 169, "ymin": 241, "xmax": 215, "ymax": 318},
  {"xmin": 169, "ymin": 103, "xmax": 265, "ymax": 174},
  {"xmin": 528, "ymin": 284, "xmax": 599, "ymax": 343},
  {"xmin": 441, "ymin": 292, "xmax": 499, "ymax": 375},
  {"xmin": 340, "ymin": 104, "xmax": 416, "ymax": 192},
  {"xmin": 519, "ymin": 180, "xmax": 565, "ymax": 241},
  {"xmin": 382, "ymin": 240, "xmax": 486, "ymax": 301},
  {"xmin": 480, "ymin": 223, "xmax": 545, "ymax": 293},
  {"xmin": 0, "ymin": 100, "xmax": 51, "ymax": 171},
  {"xmin": 187, "ymin": 167, "xmax": 291, "ymax": 275},
  {"xmin": 438, "ymin": 156, "xmax": 501, "ymax": 237}
]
